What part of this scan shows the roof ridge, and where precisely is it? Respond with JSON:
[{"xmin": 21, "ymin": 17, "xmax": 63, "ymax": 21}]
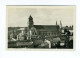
[{"xmin": 34, "ymin": 25, "xmax": 59, "ymax": 26}]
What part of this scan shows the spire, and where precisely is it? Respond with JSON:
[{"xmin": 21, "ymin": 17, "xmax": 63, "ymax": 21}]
[
  {"xmin": 27, "ymin": 15, "xmax": 34, "ymax": 30},
  {"xmin": 29, "ymin": 15, "xmax": 32, "ymax": 18},
  {"xmin": 60, "ymin": 20, "xmax": 62, "ymax": 28},
  {"xmin": 56, "ymin": 21, "xmax": 57, "ymax": 25},
  {"xmin": 29, "ymin": 15, "xmax": 33, "ymax": 21}
]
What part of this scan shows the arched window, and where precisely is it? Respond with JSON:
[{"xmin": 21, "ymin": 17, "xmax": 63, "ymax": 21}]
[{"xmin": 32, "ymin": 32, "xmax": 34, "ymax": 35}]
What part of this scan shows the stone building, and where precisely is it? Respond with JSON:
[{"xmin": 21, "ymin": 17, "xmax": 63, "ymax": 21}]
[{"xmin": 27, "ymin": 15, "xmax": 60, "ymax": 39}]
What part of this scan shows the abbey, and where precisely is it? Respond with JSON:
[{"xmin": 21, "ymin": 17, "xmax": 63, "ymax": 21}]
[{"xmin": 27, "ymin": 15, "xmax": 61, "ymax": 39}]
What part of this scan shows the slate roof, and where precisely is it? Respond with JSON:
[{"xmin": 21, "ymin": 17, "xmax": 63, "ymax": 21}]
[{"xmin": 33, "ymin": 25, "xmax": 59, "ymax": 32}]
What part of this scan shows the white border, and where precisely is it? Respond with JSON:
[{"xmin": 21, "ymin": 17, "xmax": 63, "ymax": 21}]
[{"xmin": 0, "ymin": 0, "xmax": 79, "ymax": 58}]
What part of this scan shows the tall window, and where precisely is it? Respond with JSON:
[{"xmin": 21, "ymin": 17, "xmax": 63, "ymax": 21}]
[
  {"xmin": 48, "ymin": 32, "xmax": 50, "ymax": 36},
  {"xmin": 32, "ymin": 32, "xmax": 34, "ymax": 35}
]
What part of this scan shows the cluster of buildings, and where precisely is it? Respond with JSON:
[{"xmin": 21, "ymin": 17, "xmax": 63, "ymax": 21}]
[{"xmin": 8, "ymin": 15, "xmax": 73, "ymax": 48}]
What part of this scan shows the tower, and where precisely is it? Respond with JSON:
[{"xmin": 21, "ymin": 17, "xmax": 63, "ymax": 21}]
[{"xmin": 28, "ymin": 15, "xmax": 34, "ymax": 30}]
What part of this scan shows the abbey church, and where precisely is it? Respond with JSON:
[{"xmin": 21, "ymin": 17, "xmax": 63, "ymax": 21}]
[{"xmin": 27, "ymin": 15, "xmax": 61, "ymax": 39}]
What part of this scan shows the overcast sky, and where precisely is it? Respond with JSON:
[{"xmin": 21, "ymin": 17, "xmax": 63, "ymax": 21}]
[{"xmin": 7, "ymin": 6, "xmax": 75, "ymax": 27}]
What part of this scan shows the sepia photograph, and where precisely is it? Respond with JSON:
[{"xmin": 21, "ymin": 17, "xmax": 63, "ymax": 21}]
[{"xmin": 7, "ymin": 6, "xmax": 76, "ymax": 50}]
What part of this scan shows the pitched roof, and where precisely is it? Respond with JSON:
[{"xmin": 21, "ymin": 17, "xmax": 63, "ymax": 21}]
[{"xmin": 34, "ymin": 25, "xmax": 59, "ymax": 32}]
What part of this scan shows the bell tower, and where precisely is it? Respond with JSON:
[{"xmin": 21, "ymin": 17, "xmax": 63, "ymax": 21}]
[{"xmin": 28, "ymin": 15, "xmax": 34, "ymax": 30}]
